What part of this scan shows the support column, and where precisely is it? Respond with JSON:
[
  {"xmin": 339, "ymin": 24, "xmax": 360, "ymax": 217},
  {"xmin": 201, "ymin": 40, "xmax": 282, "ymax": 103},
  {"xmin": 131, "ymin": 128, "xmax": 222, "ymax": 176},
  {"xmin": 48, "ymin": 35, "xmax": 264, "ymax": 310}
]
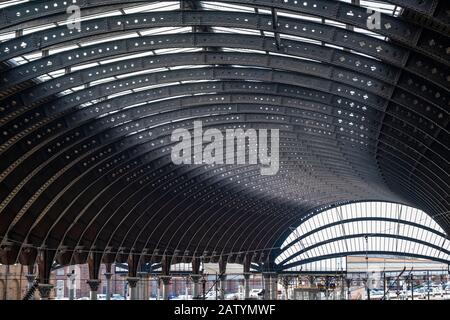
[
  {"xmin": 87, "ymin": 252, "xmax": 102, "ymax": 300},
  {"xmin": 281, "ymin": 276, "xmax": 290, "ymax": 300},
  {"xmin": 37, "ymin": 248, "xmax": 56, "ymax": 300},
  {"xmin": 20, "ymin": 248, "xmax": 38, "ymax": 300},
  {"xmin": 263, "ymin": 273, "xmax": 271, "ymax": 300},
  {"xmin": 127, "ymin": 277, "xmax": 139, "ymax": 300},
  {"xmin": 325, "ymin": 276, "xmax": 330, "ymax": 300},
  {"xmin": 67, "ymin": 270, "xmax": 76, "ymax": 300},
  {"xmin": 160, "ymin": 276, "xmax": 171, "ymax": 300},
  {"xmin": 156, "ymin": 277, "xmax": 161, "ymax": 300},
  {"xmin": 104, "ymin": 263, "xmax": 112, "ymax": 300},
  {"xmin": 26, "ymin": 274, "xmax": 36, "ymax": 292},
  {"xmin": 104, "ymin": 272, "xmax": 112, "ymax": 300},
  {"xmin": 243, "ymin": 273, "xmax": 251, "ymax": 300},
  {"xmin": 87, "ymin": 279, "xmax": 101, "ymax": 300},
  {"xmin": 219, "ymin": 274, "xmax": 227, "ymax": 300},
  {"xmin": 218, "ymin": 256, "xmax": 227, "ymax": 300},
  {"xmin": 191, "ymin": 274, "xmax": 201, "ymax": 299},
  {"xmin": 242, "ymin": 254, "xmax": 252, "ymax": 300},
  {"xmin": 346, "ymin": 278, "xmax": 352, "ymax": 300},
  {"xmin": 191, "ymin": 256, "xmax": 202, "ymax": 300},
  {"xmin": 25, "ymin": 274, "xmax": 36, "ymax": 300},
  {"xmin": 26, "ymin": 264, "xmax": 36, "ymax": 292},
  {"xmin": 37, "ymin": 284, "xmax": 53, "ymax": 300},
  {"xmin": 270, "ymin": 274, "xmax": 278, "ymax": 300},
  {"xmin": 139, "ymin": 272, "xmax": 149, "ymax": 301}
]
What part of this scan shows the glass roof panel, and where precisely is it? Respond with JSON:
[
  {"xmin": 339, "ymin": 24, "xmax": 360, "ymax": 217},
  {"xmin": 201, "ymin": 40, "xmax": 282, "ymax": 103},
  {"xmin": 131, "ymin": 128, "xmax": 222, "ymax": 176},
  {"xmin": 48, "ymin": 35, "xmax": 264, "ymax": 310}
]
[{"xmin": 278, "ymin": 202, "xmax": 448, "ymax": 266}]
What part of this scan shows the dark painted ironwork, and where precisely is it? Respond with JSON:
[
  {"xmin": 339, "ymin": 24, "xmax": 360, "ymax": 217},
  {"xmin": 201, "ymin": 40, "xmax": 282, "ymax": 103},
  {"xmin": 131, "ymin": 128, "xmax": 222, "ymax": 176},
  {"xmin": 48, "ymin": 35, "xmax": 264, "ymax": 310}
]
[{"xmin": 0, "ymin": 0, "xmax": 447, "ymax": 272}]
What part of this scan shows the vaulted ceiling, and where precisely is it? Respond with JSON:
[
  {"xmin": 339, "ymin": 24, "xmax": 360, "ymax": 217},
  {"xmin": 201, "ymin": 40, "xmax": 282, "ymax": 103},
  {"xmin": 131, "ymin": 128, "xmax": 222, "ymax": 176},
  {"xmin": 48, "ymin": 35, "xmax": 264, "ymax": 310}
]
[{"xmin": 0, "ymin": 0, "xmax": 448, "ymax": 269}]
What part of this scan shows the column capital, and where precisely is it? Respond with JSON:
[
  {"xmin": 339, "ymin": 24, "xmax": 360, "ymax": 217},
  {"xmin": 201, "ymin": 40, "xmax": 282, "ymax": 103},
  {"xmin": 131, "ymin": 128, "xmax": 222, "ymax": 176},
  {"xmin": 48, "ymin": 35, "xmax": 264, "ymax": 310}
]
[
  {"xmin": 127, "ymin": 277, "xmax": 140, "ymax": 288},
  {"xmin": 26, "ymin": 274, "xmax": 36, "ymax": 283},
  {"xmin": 86, "ymin": 279, "xmax": 101, "ymax": 292},
  {"xmin": 160, "ymin": 275, "xmax": 171, "ymax": 285},
  {"xmin": 243, "ymin": 272, "xmax": 252, "ymax": 280},
  {"xmin": 104, "ymin": 272, "xmax": 113, "ymax": 280},
  {"xmin": 37, "ymin": 284, "xmax": 53, "ymax": 299},
  {"xmin": 219, "ymin": 274, "xmax": 227, "ymax": 281},
  {"xmin": 190, "ymin": 274, "xmax": 202, "ymax": 283}
]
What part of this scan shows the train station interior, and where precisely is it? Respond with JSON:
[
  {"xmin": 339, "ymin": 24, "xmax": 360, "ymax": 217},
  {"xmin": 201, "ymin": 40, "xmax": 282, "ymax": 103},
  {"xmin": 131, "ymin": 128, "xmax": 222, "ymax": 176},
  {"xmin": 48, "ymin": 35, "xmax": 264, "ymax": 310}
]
[{"xmin": 0, "ymin": 0, "xmax": 449, "ymax": 301}]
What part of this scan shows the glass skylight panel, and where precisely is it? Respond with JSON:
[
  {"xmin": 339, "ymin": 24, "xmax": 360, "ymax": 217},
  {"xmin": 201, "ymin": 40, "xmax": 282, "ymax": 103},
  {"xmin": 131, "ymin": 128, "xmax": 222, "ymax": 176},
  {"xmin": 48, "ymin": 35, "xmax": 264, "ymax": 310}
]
[
  {"xmin": 416, "ymin": 210, "xmax": 428, "ymax": 225},
  {"xmin": 57, "ymin": 10, "xmax": 123, "ymax": 25},
  {"xmin": 0, "ymin": 31, "xmax": 16, "ymax": 42},
  {"xmin": 418, "ymin": 243, "xmax": 428, "ymax": 256},
  {"xmin": 360, "ymin": 0, "xmax": 397, "ymax": 15},
  {"xmin": 327, "ymin": 225, "xmax": 336, "ymax": 238},
  {"xmin": 80, "ymin": 32, "xmax": 139, "ymax": 47},
  {"xmin": 424, "ymin": 246, "xmax": 432, "ymax": 257},
  {"xmin": 421, "ymin": 229, "xmax": 432, "ymax": 242},
  {"xmin": 309, "ymin": 215, "xmax": 318, "ymax": 229},
  {"xmin": 49, "ymin": 44, "xmax": 79, "ymax": 55},
  {"xmin": 275, "ymin": 253, "xmax": 285, "ymax": 264},
  {"xmin": 22, "ymin": 22, "xmax": 56, "ymax": 35},
  {"xmin": 280, "ymin": 33, "xmax": 323, "ymax": 45},
  {"xmin": 99, "ymin": 51, "xmax": 154, "ymax": 65},
  {"xmin": 133, "ymin": 81, "xmax": 181, "ymax": 92},
  {"xmin": 430, "ymin": 248, "xmax": 440, "ymax": 258},
  {"xmin": 408, "ymin": 207, "xmax": 417, "ymax": 223},
  {"xmin": 9, "ymin": 55, "xmax": 26, "ymax": 65},
  {"xmin": 140, "ymin": 26, "xmax": 192, "ymax": 36},
  {"xmin": 0, "ymin": 0, "xmax": 29, "ymax": 10},
  {"xmin": 353, "ymin": 27, "xmax": 386, "ymax": 40},
  {"xmin": 70, "ymin": 84, "xmax": 85, "ymax": 92},
  {"xmin": 201, "ymin": 2, "xmax": 255, "ymax": 13},
  {"xmin": 272, "ymin": 50, "xmax": 320, "ymax": 63},
  {"xmin": 311, "ymin": 230, "xmax": 319, "ymax": 242},
  {"xmin": 123, "ymin": 2, "xmax": 180, "ymax": 14},
  {"xmin": 388, "ymin": 238, "xmax": 397, "ymax": 252},
  {"xmin": 108, "ymin": 90, "xmax": 133, "ymax": 99},
  {"xmin": 21, "ymin": 51, "xmax": 42, "ymax": 61},
  {"xmin": 439, "ymin": 251, "xmax": 448, "ymax": 261},
  {"xmin": 90, "ymin": 77, "xmax": 116, "ymax": 86},
  {"xmin": 325, "ymin": 19, "xmax": 347, "ymax": 29},
  {"xmin": 324, "ymin": 209, "xmax": 333, "ymax": 224},
  {"xmin": 36, "ymin": 74, "xmax": 52, "ymax": 82},
  {"xmin": 47, "ymin": 68, "xmax": 65, "ymax": 78},
  {"xmin": 277, "ymin": 11, "xmax": 322, "ymax": 23},
  {"xmin": 212, "ymin": 27, "xmax": 261, "ymax": 36},
  {"xmin": 414, "ymin": 226, "xmax": 422, "ymax": 241},
  {"xmin": 116, "ymin": 67, "xmax": 168, "ymax": 79},
  {"xmin": 339, "ymin": 239, "xmax": 347, "ymax": 252},
  {"xmin": 153, "ymin": 48, "xmax": 202, "ymax": 55},
  {"xmin": 71, "ymin": 62, "xmax": 99, "ymax": 72}
]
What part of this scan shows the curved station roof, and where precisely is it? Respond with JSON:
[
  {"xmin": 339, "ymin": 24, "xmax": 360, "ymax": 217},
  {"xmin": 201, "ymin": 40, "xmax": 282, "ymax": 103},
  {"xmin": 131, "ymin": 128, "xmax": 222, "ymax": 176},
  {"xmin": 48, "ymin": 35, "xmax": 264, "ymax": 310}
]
[{"xmin": 0, "ymin": 0, "xmax": 448, "ymax": 278}]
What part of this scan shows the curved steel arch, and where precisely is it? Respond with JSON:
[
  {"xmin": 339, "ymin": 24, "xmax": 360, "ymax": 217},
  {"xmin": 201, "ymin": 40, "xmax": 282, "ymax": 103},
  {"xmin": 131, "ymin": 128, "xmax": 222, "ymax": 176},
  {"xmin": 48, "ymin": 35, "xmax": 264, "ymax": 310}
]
[
  {"xmin": 0, "ymin": 0, "xmax": 448, "ymax": 278},
  {"xmin": 280, "ymin": 216, "xmax": 447, "ymax": 254},
  {"xmin": 282, "ymin": 251, "xmax": 450, "ymax": 270},
  {"xmin": 280, "ymin": 232, "xmax": 450, "ymax": 268},
  {"xmin": 5, "ymin": 101, "xmax": 442, "ymax": 254}
]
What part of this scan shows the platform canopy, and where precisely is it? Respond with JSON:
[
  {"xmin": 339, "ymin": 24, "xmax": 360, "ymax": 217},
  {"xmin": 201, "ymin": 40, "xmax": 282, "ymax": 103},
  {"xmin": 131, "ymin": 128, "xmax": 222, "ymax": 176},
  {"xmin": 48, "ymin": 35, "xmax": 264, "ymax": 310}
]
[{"xmin": 0, "ymin": 0, "xmax": 448, "ymax": 272}]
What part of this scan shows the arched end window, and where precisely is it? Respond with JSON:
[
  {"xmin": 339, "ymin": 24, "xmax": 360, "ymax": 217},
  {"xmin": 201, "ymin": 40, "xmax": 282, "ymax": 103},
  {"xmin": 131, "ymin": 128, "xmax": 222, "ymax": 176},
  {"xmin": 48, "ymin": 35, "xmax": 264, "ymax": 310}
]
[{"xmin": 276, "ymin": 202, "xmax": 450, "ymax": 271}]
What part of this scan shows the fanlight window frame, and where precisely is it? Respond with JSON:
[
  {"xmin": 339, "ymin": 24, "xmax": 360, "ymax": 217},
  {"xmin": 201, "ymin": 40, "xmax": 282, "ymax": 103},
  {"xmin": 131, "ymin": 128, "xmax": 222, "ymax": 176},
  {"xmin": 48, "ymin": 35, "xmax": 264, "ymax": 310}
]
[{"xmin": 276, "ymin": 202, "xmax": 450, "ymax": 271}]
